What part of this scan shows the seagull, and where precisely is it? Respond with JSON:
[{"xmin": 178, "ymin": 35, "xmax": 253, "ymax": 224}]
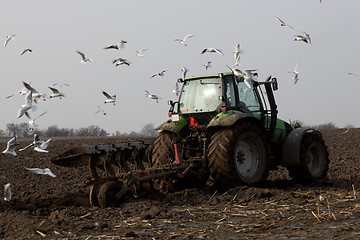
[
  {"xmin": 102, "ymin": 91, "xmax": 116, "ymax": 105},
  {"xmin": 33, "ymin": 139, "xmax": 52, "ymax": 153},
  {"xmin": 20, "ymin": 48, "xmax": 32, "ymax": 55},
  {"xmin": 25, "ymin": 110, "xmax": 49, "ymax": 129},
  {"xmin": 24, "ymin": 167, "xmax": 56, "ymax": 177},
  {"xmin": 4, "ymin": 183, "xmax": 11, "ymax": 202},
  {"xmin": 172, "ymin": 82, "xmax": 180, "ymax": 96},
  {"xmin": 22, "ymin": 81, "xmax": 45, "ymax": 103},
  {"xmin": 18, "ymin": 133, "xmax": 42, "ymax": 152},
  {"xmin": 76, "ymin": 50, "xmax": 92, "ymax": 63},
  {"xmin": 2, "ymin": 137, "xmax": 19, "ymax": 156},
  {"xmin": 348, "ymin": 72, "xmax": 358, "ymax": 76},
  {"xmin": 52, "ymin": 83, "xmax": 70, "ymax": 87},
  {"xmin": 17, "ymin": 90, "xmax": 34, "ymax": 118},
  {"xmin": 95, "ymin": 106, "xmax": 107, "ymax": 115},
  {"xmin": 150, "ymin": 69, "xmax": 167, "ymax": 78},
  {"xmin": 174, "ymin": 34, "xmax": 194, "ymax": 46},
  {"xmin": 201, "ymin": 48, "xmax": 224, "ymax": 55},
  {"xmin": 145, "ymin": 90, "xmax": 161, "ymax": 103},
  {"xmin": 275, "ymin": 17, "xmax": 294, "ymax": 30},
  {"xmin": 103, "ymin": 40, "xmax": 127, "ymax": 50},
  {"xmin": 49, "ymin": 87, "xmax": 65, "ymax": 99},
  {"xmin": 289, "ymin": 64, "xmax": 299, "ymax": 84},
  {"xmin": 136, "ymin": 48, "xmax": 148, "ymax": 57},
  {"xmin": 234, "ymin": 44, "xmax": 244, "ymax": 66},
  {"xmin": 226, "ymin": 65, "xmax": 245, "ymax": 79},
  {"xmin": 112, "ymin": 58, "xmax": 131, "ymax": 67},
  {"xmin": 293, "ymin": 32, "xmax": 311, "ymax": 44},
  {"xmin": 243, "ymin": 70, "xmax": 257, "ymax": 89},
  {"xmin": 4, "ymin": 35, "xmax": 15, "ymax": 47},
  {"xmin": 181, "ymin": 67, "xmax": 189, "ymax": 80},
  {"xmin": 204, "ymin": 61, "xmax": 212, "ymax": 70},
  {"xmin": 342, "ymin": 128, "xmax": 350, "ymax": 134}
]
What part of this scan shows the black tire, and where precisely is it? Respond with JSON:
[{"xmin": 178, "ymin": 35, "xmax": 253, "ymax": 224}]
[
  {"xmin": 151, "ymin": 131, "xmax": 176, "ymax": 167},
  {"xmin": 89, "ymin": 182, "xmax": 101, "ymax": 207},
  {"xmin": 208, "ymin": 121, "xmax": 269, "ymax": 187},
  {"xmin": 288, "ymin": 133, "xmax": 329, "ymax": 184},
  {"xmin": 97, "ymin": 181, "xmax": 123, "ymax": 208}
]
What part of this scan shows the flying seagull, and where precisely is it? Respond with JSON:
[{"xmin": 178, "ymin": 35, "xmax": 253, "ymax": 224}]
[
  {"xmin": 136, "ymin": 48, "xmax": 148, "ymax": 57},
  {"xmin": 112, "ymin": 58, "xmax": 131, "ymax": 67},
  {"xmin": 201, "ymin": 48, "xmax": 224, "ymax": 55},
  {"xmin": 145, "ymin": 90, "xmax": 161, "ymax": 103},
  {"xmin": 4, "ymin": 183, "xmax": 11, "ymax": 202},
  {"xmin": 22, "ymin": 81, "xmax": 45, "ymax": 103},
  {"xmin": 2, "ymin": 137, "xmax": 19, "ymax": 156},
  {"xmin": 20, "ymin": 48, "xmax": 32, "ymax": 55},
  {"xmin": 49, "ymin": 87, "xmax": 65, "ymax": 99},
  {"xmin": 293, "ymin": 32, "xmax": 311, "ymax": 44},
  {"xmin": 76, "ymin": 50, "xmax": 92, "ymax": 63},
  {"xmin": 234, "ymin": 43, "xmax": 244, "ymax": 66},
  {"xmin": 275, "ymin": 17, "xmax": 294, "ymax": 30},
  {"xmin": 103, "ymin": 40, "xmax": 127, "ymax": 50},
  {"xmin": 33, "ymin": 139, "xmax": 52, "ymax": 153},
  {"xmin": 102, "ymin": 91, "xmax": 116, "ymax": 105},
  {"xmin": 17, "ymin": 90, "xmax": 34, "ymax": 118},
  {"xmin": 204, "ymin": 61, "xmax": 212, "ymax": 70},
  {"xmin": 52, "ymin": 83, "xmax": 70, "ymax": 88},
  {"xmin": 25, "ymin": 110, "xmax": 49, "ymax": 130},
  {"xmin": 181, "ymin": 67, "xmax": 189, "ymax": 80},
  {"xmin": 24, "ymin": 167, "xmax": 56, "ymax": 177},
  {"xmin": 150, "ymin": 69, "xmax": 167, "ymax": 78},
  {"xmin": 289, "ymin": 64, "xmax": 299, "ymax": 84},
  {"xmin": 95, "ymin": 106, "xmax": 107, "ymax": 115},
  {"xmin": 174, "ymin": 34, "xmax": 194, "ymax": 46},
  {"xmin": 19, "ymin": 133, "xmax": 42, "ymax": 152},
  {"xmin": 4, "ymin": 35, "xmax": 15, "ymax": 47},
  {"xmin": 348, "ymin": 72, "xmax": 358, "ymax": 76}
]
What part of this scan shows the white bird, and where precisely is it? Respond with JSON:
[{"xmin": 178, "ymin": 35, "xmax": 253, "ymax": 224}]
[
  {"xmin": 33, "ymin": 139, "xmax": 52, "ymax": 153},
  {"xmin": 17, "ymin": 90, "xmax": 34, "ymax": 118},
  {"xmin": 172, "ymin": 82, "xmax": 180, "ymax": 96},
  {"xmin": 275, "ymin": 17, "xmax": 294, "ymax": 30},
  {"xmin": 181, "ymin": 67, "xmax": 189, "ymax": 80},
  {"xmin": 289, "ymin": 64, "xmax": 299, "ymax": 84},
  {"xmin": 24, "ymin": 167, "xmax": 56, "ymax": 177},
  {"xmin": 150, "ymin": 69, "xmax": 167, "ymax": 78},
  {"xmin": 4, "ymin": 35, "xmax": 15, "ymax": 47},
  {"xmin": 342, "ymin": 128, "xmax": 350, "ymax": 134},
  {"xmin": 2, "ymin": 137, "xmax": 19, "ymax": 156},
  {"xmin": 18, "ymin": 133, "xmax": 42, "ymax": 152},
  {"xmin": 112, "ymin": 58, "xmax": 131, "ymax": 67},
  {"xmin": 136, "ymin": 48, "xmax": 148, "ymax": 57},
  {"xmin": 76, "ymin": 50, "xmax": 92, "ymax": 63},
  {"xmin": 145, "ymin": 90, "xmax": 161, "ymax": 103},
  {"xmin": 95, "ymin": 106, "xmax": 107, "ymax": 115},
  {"xmin": 234, "ymin": 44, "xmax": 244, "ymax": 67},
  {"xmin": 22, "ymin": 81, "xmax": 45, "ymax": 103},
  {"xmin": 204, "ymin": 61, "xmax": 212, "ymax": 70},
  {"xmin": 102, "ymin": 91, "xmax": 116, "ymax": 105},
  {"xmin": 293, "ymin": 32, "xmax": 311, "ymax": 44},
  {"xmin": 226, "ymin": 65, "xmax": 245, "ymax": 79},
  {"xmin": 4, "ymin": 183, "xmax": 11, "ymax": 202},
  {"xmin": 25, "ymin": 110, "xmax": 49, "ymax": 129},
  {"xmin": 201, "ymin": 48, "xmax": 224, "ymax": 55},
  {"xmin": 103, "ymin": 40, "xmax": 127, "ymax": 50},
  {"xmin": 174, "ymin": 34, "xmax": 194, "ymax": 46},
  {"xmin": 243, "ymin": 70, "xmax": 257, "ymax": 89},
  {"xmin": 348, "ymin": 72, "xmax": 358, "ymax": 76},
  {"xmin": 49, "ymin": 87, "xmax": 65, "ymax": 99},
  {"xmin": 20, "ymin": 48, "xmax": 32, "ymax": 55}
]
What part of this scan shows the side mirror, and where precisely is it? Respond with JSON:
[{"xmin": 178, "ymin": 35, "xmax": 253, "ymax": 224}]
[
  {"xmin": 272, "ymin": 78, "xmax": 278, "ymax": 91},
  {"xmin": 168, "ymin": 100, "xmax": 174, "ymax": 106}
]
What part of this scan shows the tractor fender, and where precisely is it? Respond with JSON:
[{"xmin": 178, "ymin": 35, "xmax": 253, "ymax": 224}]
[
  {"xmin": 281, "ymin": 128, "xmax": 322, "ymax": 166},
  {"xmin": 206, "ymin": 110, "xmax": 259, "ymax": 130},
  {"xmin": 154, "ymin": 116, "xmax": 187, "ymax": 135}
]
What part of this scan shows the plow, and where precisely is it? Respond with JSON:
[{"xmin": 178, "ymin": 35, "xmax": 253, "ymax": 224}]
[{"xmin": 52, "ymin": 71, "xmax": 329, "ymax": 207}]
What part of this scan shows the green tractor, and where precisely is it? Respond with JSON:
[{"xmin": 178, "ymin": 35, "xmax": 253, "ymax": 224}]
[{"xmin": 152, "ymin": 72, "xmax": 329, "ymax": 188}]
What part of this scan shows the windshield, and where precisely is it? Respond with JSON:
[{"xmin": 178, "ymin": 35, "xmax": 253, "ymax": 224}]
[{"xmin": 179, "ymin": 78, "xmax": 222, "ymax": 114}]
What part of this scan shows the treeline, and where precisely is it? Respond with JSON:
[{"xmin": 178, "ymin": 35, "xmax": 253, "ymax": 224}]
[{"xmin": 0, "ymin": 123, "xmax": 158, "ymax": 138}]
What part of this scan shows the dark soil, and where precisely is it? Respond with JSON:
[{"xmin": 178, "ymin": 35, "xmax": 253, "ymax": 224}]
[{"xmin": 1, "ymin": 129, "xmax": 360, "ymax": 239}]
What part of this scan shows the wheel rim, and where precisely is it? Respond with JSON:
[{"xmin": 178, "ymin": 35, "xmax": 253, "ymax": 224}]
[
  {"xmin": 306, "ymin": 143, "xmax": 325, "ymax": 177},
  {"xmin": 234, "ymin": 138, "xmax": 259, "ymax": 178}
]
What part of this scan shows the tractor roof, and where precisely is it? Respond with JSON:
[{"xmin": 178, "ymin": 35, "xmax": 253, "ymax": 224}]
[{"xmin": 185, "ymin": 72, "xmax": 233, "ymax": 81}]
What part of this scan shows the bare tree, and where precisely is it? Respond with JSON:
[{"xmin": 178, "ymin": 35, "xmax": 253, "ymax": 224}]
[{"xmin": 140, "ymin": 123, "xmax": 157, "ymax": 137}]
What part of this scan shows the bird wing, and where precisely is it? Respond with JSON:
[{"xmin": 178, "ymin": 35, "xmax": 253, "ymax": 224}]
[
  {"xmin": 45, "ymin": 168, "xmax": 56, "ymax": 177},
  {"xmin": 150, "ymin": 73, "xmax": 158, "ymax": 78},
  {"xmin": 39, "ymin": 139, "xmax": 51, "ymax": 150},
  {"xmin": 294, "ymin": 64, "xmax": 298, "ymax": 73},
  {"xmin": 22, "ymin": 81, "xmax": 37, "ymax": 93},
  {"xmin": 183, "ymin": 34, "xmax": 194, "ymax": 41},
  {"xmin": 18, "ymin": 142, "xmax": 34, "ymax": 152},
  {"xmin": 7, "ymin": 137, "xmax": 16, "ymax": 149},
  {"xmin": 160, "ymin": 69, "xmax": 167, "ymax": 74},
  {"xmin": 214, "ymin": 48, "xmax": 224, "ymax": 55},
  {"xmin": 144, "ymin": 90, "xmax": 150, "ymax": 95},
  {"xmin": 102, "ymin": 91, "xmax": 112, "ymax": 99},
  {"xmin": 24, "ymin": 112, "xmax": 33, "ymax": 122},
  {"xmin": 48, "ymin": 87, "xmax": 59, "ymax": 94},
  {"xmin": 201, "ymin": 48, "xmax": 208, "ymax": 54},
  {"xmin": 34, "ymin": 110, "xmax": 49, "ymax": 121},
  {"xmin": 275, "ymin": 16, "xmax": 286, "ymax": 25},
  {"xmin": 76, "ymin": 50, "xmax": 86, "ymax": 60}
]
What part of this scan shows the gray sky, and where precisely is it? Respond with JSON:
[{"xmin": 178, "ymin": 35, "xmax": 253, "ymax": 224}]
[{"xmin": 0, "ymin": 0, "xmax": 358, "ymax": 134}]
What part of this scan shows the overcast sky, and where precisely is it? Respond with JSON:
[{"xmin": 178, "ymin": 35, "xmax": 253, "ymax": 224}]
[{"xmin": 0, "ymin": 0, "xmax": 358, "ymax": 134}]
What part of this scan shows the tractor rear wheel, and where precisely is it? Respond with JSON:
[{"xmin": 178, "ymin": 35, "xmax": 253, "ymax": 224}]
[
  {"xmin": 288, "ymin": 133, "xmax": 329, "ymax": 184},
  {"xmin": 151, "ymin": 131, "xmax": 176, "ymax": 167},
  {"xmin": 208, "ymin": 122, "xmax": 269, "ymax": 187}
]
